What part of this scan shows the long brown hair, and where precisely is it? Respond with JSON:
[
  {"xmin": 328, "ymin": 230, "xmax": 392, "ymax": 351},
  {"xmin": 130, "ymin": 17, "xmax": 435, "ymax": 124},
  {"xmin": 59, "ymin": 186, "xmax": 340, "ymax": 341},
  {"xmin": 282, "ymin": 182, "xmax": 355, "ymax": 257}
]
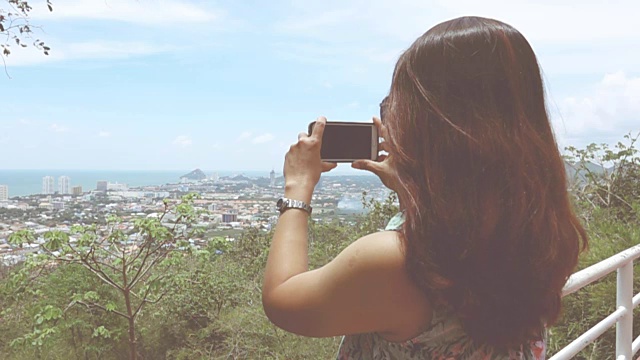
[{"xmin": 385, "ymin": 16, "xmax": 588, "ymax": 347}]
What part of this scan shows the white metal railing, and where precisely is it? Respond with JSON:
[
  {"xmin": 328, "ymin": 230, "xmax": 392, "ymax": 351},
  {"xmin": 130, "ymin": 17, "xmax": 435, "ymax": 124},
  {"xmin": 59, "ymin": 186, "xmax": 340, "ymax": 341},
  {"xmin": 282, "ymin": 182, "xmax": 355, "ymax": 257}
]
[{"xmin": 550, "ymin": 243, "xmax": 640, "ymax": 360}]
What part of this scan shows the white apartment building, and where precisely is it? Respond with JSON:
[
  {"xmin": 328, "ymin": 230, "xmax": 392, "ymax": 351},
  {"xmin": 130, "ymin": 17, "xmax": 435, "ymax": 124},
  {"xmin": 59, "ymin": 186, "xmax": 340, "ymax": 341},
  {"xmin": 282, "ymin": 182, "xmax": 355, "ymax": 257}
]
[
  {"xmin": 0, "ymin": 185, "xmax": 8, "ymax": 201},
  {"xmin": 58, "ymin": 176, "xmax": 71, "ymax": 195},
  {"xmin": 42, "ymin": 176, "xmax": 55, "ymax": 194},
  {"xmin": 107, "ymin": 182, "xmax": 128, "ymax": 191}
]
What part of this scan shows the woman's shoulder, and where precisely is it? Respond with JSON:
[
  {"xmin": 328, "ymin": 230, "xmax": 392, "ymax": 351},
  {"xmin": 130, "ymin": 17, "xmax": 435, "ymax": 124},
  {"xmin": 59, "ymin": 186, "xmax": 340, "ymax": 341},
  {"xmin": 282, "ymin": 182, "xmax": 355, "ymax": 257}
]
[
  {"xmin": 340, "ymin": 230, "xmax": 432, "ymax": 342},
  {"xmin": 340, "ymin": 230, "xmax": 406, "ymax": 273}
]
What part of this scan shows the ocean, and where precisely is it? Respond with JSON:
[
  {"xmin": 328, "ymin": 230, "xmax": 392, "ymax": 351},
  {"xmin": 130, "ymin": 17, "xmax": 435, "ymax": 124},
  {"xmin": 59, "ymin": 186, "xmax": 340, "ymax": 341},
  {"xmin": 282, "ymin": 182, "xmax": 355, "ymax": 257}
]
[{"xmin": 0, "ymin": 170, "xmax": 273, "ymax": 198}]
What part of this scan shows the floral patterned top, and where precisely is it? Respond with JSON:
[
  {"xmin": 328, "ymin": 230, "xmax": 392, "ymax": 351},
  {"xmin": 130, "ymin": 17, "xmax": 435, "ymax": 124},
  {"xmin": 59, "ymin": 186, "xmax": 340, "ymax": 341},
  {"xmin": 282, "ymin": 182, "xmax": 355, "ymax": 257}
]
[{"xmin": 336, "ymin": 213, "xmax": 546, "ymax": 360}]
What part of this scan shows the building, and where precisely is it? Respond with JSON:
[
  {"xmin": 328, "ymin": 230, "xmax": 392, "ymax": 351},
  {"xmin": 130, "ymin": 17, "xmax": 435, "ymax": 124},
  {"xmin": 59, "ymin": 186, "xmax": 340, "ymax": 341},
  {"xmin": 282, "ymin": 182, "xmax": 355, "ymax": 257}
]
[
  {"xmin": 222, "ymin": 213, "xmax": 238, "ymax": 223},
  {"xmin": 52, "ymin": 201, "xmax": 64, "ymax": 210},
  {"xmin": 72, "ymin": 185, "xmax": 83, "ymax": 196},
  {"xmin": 58, "ymin": 176, "xmax": 71, "ymax": 195},
  {"xmin": 42, "ymin": 176, "xmax": 55, "ymax": 194},
  {"xmin": 96, "ymin": 180, "xmax": 108, "ymax": 191},
  {"xmin": 107, "ymin": 182, "xmax": 128, "ymax": 191},
  {"xmin": 0, "ymin": 185, "xmax": 8, "ymax": 201},
  {"xmin": 270, "ymin": 169, "xmax": 276, "ymax": 187}
]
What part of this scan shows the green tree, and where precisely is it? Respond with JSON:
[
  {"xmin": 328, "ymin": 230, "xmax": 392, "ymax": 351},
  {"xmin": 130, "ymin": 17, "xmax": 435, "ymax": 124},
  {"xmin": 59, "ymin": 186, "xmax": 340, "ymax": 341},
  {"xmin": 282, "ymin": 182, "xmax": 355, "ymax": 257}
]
[
  {"xmin": 1, "ymin": 262, "xmax": 120, "ymax": 359},
  {"xmin": 565, "ymin": 132, "xmax": 640, "ymax": 222},
  {"xmin": 549, "ymin": 133, "xmax": 640, "ymax": 359},
  {"xmin": 6, "ymin": 194, "xmax": 206, "ymax": 360}
]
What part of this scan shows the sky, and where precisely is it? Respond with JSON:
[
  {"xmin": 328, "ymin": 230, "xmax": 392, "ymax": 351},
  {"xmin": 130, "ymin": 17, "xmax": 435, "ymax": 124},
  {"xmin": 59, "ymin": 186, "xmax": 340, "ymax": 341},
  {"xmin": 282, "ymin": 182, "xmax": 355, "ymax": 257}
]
[{"xmin": 1, "ymin": 0, "xmax": 639, "ymax": 171}]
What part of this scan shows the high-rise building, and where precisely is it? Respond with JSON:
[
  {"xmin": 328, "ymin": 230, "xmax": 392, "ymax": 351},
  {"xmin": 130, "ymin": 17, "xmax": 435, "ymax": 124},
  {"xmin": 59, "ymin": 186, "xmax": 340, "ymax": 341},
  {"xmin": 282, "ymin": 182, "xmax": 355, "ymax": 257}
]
[
  {"xmin": 0, "ymin": 185, "xmax": 8, "ymax": 201},
  {"xmin": 96, "ymin": 180, "xmax": 108, "ymax": 191},
  {"xmin": 72, "ymin": 185, "xmax": 83, "ymax": 196},
  {"xmin": 270, "ymin": 169, "xmax": 276, "ymax": 187},
  {"xmin": 42, "ymin": 176, "xmax": 55, "ymax": 194},
  {"xmin": 222, "ymin": 213, "xmax": 238, "ymax": 223},
  {"xmin": 58, "ymin": 176, "xmax": 71, "ymax": 195}
]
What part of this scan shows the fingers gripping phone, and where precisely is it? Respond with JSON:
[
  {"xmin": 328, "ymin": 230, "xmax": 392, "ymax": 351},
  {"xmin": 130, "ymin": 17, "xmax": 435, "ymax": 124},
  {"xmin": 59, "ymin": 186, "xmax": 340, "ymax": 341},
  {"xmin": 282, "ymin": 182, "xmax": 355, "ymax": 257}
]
[{"xmin": 308, "ymin": 121, "xmax": 378, "ymax": 162}]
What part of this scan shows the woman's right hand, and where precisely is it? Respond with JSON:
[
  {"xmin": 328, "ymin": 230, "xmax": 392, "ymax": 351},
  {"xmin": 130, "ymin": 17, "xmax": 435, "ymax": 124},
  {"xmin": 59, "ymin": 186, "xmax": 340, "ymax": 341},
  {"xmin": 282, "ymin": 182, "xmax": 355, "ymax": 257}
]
[{"xmin": 352, "ymin": 116, "xmax": 400, "ymax": 193}]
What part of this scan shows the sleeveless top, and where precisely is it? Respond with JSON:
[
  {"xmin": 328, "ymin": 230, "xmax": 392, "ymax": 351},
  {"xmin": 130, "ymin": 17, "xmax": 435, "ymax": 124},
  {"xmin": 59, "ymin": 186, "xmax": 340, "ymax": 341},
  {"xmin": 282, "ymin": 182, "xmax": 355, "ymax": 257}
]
[{"xmin": 336, "ymin": 213, "xmax": 546, "ymax": 360}]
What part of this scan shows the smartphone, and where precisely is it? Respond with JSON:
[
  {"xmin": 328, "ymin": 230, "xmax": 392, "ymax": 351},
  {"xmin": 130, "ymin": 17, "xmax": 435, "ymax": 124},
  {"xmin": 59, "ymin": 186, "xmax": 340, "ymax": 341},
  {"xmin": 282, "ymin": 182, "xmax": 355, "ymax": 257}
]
[{"xmin": 308, "ymin": 121, "xmax": 378, "ymax": 162}]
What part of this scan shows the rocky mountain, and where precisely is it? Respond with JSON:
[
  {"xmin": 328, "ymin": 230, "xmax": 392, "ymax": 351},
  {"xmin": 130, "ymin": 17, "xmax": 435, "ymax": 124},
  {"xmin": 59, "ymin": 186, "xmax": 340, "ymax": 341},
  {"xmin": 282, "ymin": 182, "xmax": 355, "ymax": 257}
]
[
  {"xmin": 565, "ymin": 160, "xmax": 612, "ymax": 185},
  {"xmin": 180, "ymin": 169, "xmax": 207, "ymax": 181}
]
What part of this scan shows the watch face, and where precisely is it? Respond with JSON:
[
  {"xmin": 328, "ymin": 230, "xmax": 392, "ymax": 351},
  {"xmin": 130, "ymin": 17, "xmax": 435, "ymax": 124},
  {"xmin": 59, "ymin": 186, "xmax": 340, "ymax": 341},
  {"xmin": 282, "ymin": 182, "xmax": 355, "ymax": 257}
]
[{"xmin": 276, "ymin": 198, "xmax": 284, "ymax": 210}]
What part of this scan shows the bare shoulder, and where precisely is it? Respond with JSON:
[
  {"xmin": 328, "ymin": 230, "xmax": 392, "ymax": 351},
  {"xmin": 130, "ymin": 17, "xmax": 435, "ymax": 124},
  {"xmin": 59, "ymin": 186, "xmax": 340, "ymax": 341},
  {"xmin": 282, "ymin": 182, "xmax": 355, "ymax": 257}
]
[
  {"xmin": 262, "ymin": 230, "xmax": 431, "ymax": 339},
  {"xmin": 334, "ymin": 230, "xmax": 407, "ymax": 271},
  {"xmin": 329, "ymin": 231, "xmax": 432, "ymax": 341}
]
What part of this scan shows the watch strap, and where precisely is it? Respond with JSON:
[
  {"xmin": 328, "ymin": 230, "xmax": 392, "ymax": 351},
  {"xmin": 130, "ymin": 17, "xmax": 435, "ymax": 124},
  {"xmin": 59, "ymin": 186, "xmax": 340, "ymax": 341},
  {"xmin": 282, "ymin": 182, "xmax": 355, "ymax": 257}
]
[{"xmin": 278, "ymin": 197, "xmax": 312, "ymax": 215}]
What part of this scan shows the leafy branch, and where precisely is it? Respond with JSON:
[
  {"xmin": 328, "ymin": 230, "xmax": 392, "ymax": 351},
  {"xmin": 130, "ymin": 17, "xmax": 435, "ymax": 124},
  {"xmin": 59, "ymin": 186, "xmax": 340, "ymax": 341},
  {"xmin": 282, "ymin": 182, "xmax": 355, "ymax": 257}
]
[
  {"xmin": 1, "ymin": 0, "xmax": 53, "ymax": 76},
  {"xmin": 7, "ymin": 194, "xmax": 205, "ymax": 360},
  {"xmin": 565, "ymin": 132, "xmax": 640, "ymax": 221}
]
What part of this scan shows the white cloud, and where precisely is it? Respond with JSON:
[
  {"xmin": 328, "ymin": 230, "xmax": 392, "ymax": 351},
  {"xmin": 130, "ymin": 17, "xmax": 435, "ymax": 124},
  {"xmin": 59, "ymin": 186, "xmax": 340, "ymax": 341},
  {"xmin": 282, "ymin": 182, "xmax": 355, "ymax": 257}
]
[
  {"xmin": 32, "ymin": 0, "xmax": 221, "ymax": 26},
  {"xmin": 50, "ymin": 123, "xmax": 69, "ymax": 133},
  {"xmin": 98, "ymin": 131, "xmax": 111, "ymax": 137},
  {"xmin": 172, "ymin": 135, "xmax": 192, "ymax": 147},
  {"xmin": 276, "ymin": 0, "xmax": 640, "ymax": 45},
  {"xmin": 67, "ymin": 41, "xmax": 178, "ymax": 59},
  {"xmin": 4, "ymin": 41, "xmax": 177, "ymax": 67},
  {"xmin": 553, "ymin": 72, "xmax": 640, "ymax": 148},
  {"xmin": 273, "ymin": 0, "xmax": 640, "ymax": 77},
  {"xmin": 237, "ymin": 131, "xmax": 252, "ymax": 141},
  {"xmin": 537, "ymin": 45, "xmax": 640, "ymax": 76},
  {"xmin": 435, "ymin": 0, "xmax": 640, "ymax": 45},
  {"xmin": 252, "ymin": 133, "xmax": 275, "ymax": 144}
]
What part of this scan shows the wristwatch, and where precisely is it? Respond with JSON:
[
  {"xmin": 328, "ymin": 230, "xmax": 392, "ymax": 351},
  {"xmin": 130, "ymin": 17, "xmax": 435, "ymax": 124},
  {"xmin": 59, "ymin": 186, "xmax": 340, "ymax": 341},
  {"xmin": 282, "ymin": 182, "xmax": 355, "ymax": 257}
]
[{"xmin": 276, "ymin": 197, "xmax": 312, "ymax": 215}]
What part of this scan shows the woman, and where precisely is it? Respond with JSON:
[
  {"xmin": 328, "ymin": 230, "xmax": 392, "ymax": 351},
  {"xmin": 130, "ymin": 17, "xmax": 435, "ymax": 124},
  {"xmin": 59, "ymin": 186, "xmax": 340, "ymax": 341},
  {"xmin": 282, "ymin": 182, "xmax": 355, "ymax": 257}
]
[{"xmin": 262, "ymin": 16, "xmax": 587, "ymax": 359}]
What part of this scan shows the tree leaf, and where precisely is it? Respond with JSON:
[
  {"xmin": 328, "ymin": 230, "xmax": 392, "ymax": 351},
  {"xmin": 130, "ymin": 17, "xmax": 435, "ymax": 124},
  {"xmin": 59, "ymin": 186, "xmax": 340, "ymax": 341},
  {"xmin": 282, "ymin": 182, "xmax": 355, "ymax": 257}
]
[{"xmin": 105, "ymin": 302, "xmax": 116, "ymax": 312}]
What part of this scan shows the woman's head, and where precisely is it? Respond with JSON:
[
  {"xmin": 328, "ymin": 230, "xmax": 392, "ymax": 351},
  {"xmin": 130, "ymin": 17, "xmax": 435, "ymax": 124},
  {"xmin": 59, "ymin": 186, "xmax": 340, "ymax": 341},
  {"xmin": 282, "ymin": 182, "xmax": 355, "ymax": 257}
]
[{"xmin": 385, "ymin": 16, "xmax": 587, "ymax": 347}]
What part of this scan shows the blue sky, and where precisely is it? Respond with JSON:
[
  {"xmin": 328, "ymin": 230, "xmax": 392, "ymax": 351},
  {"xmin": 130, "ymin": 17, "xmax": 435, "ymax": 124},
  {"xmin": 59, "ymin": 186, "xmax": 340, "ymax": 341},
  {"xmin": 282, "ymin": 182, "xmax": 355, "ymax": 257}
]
[{"xmin": 1, "ymin": 0, "xmax": 639, "ymax": 171}]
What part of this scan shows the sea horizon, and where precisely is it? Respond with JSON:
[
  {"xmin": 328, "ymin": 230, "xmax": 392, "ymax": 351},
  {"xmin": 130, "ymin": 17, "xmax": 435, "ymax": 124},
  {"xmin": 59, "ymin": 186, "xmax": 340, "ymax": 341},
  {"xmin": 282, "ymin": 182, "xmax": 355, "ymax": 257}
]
[{"xmin": 0, "ymin": 168, "xmax": 374, "ymax": 198}]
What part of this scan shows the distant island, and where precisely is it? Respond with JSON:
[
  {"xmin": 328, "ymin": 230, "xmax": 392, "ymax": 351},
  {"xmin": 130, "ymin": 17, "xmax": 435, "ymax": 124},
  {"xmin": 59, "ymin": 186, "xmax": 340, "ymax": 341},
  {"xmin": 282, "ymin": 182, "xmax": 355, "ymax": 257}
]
[{"xmin": 180, "ymin": 169, "xmax": 207, "ymax": 181}]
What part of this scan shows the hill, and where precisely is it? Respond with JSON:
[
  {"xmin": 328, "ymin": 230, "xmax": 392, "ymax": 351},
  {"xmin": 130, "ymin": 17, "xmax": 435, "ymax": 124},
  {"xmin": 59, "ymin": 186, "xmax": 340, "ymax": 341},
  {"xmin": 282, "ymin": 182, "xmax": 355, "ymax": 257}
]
[{"xmin": 180, "ymin": 169, "xmax": 207, "ymax": 181}]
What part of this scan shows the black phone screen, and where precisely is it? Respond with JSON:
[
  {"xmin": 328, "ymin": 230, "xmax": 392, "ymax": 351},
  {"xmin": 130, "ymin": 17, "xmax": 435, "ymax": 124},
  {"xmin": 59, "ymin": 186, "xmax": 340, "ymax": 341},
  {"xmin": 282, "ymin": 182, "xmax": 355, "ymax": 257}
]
[{"xmin": 310, "ymin": 122, "xmax": 374, "ymax": 161}]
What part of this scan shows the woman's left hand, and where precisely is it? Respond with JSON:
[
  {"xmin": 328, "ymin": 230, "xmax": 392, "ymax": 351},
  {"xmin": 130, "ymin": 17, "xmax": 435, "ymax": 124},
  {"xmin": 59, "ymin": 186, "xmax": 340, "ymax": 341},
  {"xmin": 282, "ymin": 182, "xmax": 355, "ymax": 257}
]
[{"xmin": 284, "ymin": 116, "xmax": 337, "ymax": 192}]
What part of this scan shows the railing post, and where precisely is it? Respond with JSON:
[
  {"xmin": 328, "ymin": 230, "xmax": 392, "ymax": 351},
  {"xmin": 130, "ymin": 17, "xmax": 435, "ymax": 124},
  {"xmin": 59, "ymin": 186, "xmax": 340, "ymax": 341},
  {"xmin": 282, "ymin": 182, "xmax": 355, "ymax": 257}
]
[{"xmin": 616, "ymin": 262, "xmax": 633, "ymax": 359}]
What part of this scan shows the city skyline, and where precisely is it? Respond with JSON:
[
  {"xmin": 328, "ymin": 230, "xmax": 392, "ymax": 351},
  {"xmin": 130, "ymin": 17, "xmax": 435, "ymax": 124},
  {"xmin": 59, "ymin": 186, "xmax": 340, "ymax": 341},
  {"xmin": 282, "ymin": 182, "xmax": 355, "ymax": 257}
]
[
  {"xmin": 1, "ymin": 1, "xmax": 639, "ymax": 171},
  {"xmin": 2, "ymin": 168, "xmax": 366, "ymax": 198}
]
